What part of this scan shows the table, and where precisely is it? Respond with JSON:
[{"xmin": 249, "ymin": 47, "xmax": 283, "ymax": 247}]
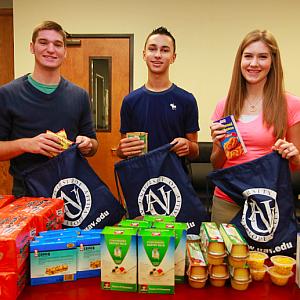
[{"xmin": 20, "ymin": 275, "xmax": 300, "ymax": 300}]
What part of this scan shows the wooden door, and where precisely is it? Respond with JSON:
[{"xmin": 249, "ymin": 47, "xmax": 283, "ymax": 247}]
[
  {"xmin": 0, "ymin": 8, "xmax": 14, "ymax": 194},
  {"xmin": 60, "ymin": 36, "xmax": 133, "ymax": 198}
]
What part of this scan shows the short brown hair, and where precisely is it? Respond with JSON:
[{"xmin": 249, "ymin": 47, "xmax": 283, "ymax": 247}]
[
  {"xmin": 32, "ymin": 21, "xmax": 66, "ymax": 45},
  {"xmin": 144, "ymin": 26, "xmax": 176, "ymax": 53}
]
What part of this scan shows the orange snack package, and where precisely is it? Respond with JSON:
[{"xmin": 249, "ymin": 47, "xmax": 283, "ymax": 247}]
[{"xmin": 0, "ymin": 195, "xmax": 15, "ymax": 209}]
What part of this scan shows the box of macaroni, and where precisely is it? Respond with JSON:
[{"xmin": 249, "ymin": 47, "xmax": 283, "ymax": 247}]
[
  {"xmin": 101, "ymin": 226, "xmax": 138, "ymax": 292},
  {"xmin": 214, "ymin": 115, "xmax": 247, "ymax": 160},
  {"xmin": 30, "ymin": 237, "xmax": 77, "ymax": 285},
  {"xmin": 138, "ymin": 228, "xmax": 175, "ymax": 294},
  {"xmin": 153, "ymin": 222, "xmax": 187, "ymax": 283}
]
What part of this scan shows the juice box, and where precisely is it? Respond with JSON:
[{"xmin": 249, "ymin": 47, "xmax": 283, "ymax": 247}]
[
  {"xmin": 101, "ymin": 226, "xmax": 138, "ymax": 292},
  {"xmin": 153, "ymin": 222, "xmax": 187, "ymax": 283},
  {"xmin": 30, "ymin": 237, "xmax": 77, "ymax": 285},
  {"xmin": 138, "ymin": 228, "xmax": 175, "ymax": 294}
]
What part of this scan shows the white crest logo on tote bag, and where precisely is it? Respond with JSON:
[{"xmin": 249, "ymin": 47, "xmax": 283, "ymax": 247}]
[
  {"xmin": 52, "ymin": 177, "xmax": 92, "ymax": 227},
  {"xmin": 241, "ymin": 188, "xmax": 279, "ymax": 242},
  {"xmin": 138, "ymin": 176, "xmax": 182, "ymax": 216}
]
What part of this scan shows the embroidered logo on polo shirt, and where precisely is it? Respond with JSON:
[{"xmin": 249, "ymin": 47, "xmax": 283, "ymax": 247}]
[{"xmin": 170, "ymin": 103, "xmax": 176, "ymax": 110}]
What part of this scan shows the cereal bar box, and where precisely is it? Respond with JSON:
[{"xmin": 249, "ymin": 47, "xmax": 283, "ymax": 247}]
[{"xmin": 214, "ymin": 115, "xmax": 247, "ymax": 160}]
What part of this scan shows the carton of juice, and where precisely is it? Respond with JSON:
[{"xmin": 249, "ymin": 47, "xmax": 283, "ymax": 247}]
[
  {"xmin": 101, "ymin": 226, "xmax": 138, "ymax": 292},
  {"xmin": 153, "ymin": 222, "xmax": 187, "ymax": 283},
  {"xmin": 138, "ymin": 228, "xmax": 175, "ymax": 294}
]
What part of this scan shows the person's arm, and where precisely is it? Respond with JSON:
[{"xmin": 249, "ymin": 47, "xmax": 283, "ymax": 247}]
[
  {"xmin": 75, "ymin": 136, "xmax": 98, "ymax": 157},
  {"xmin": 170, "ymin": 132, "xmax": 199, "ymax": 160},
  {"xmin": 209, "ymin": 122, "xmax": 227, "ymax": 169},
  {"xmin": 0, "ymin": 133, "xmax": 62, "ymax": 161},
  {"xmin": 272, "ymin": 122, "xmax": 300, "ymax": 169},
  {"xmin": 116, "ymin": 133, "xmax": 145, "ymax": 159}
]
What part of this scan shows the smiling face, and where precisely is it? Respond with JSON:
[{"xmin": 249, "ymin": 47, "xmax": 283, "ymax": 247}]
[
  {"xmin": 143, "ymin": 34, "xmax": 176, "ymax": 75},
  {"xmin": 30, "ymin": 29, "xmax": 66, "ymax": 71},
  {"xmin": 241, "ymin": 40, "xmax": 272, "ymax": 86}
]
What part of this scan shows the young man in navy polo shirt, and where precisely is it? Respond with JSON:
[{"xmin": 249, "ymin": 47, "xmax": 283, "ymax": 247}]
[{"xmin": 117, "ymin": 27, "xmax": 199, "ymax": 161}]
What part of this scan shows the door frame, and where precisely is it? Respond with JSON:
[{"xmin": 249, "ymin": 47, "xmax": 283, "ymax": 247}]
[{"xmin": 66, "ymin": 33, "xmax": 134, "ymax": 93}]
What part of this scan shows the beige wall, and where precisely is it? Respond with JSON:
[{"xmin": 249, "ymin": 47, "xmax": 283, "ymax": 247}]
[{"xmin": 13, "ymin": 0, "xmax": 300, "ymax": 141}]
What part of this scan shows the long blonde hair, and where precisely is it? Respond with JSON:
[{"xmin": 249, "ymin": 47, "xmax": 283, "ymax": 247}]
[{"xmin": 223, "ymin": 30, "xmax": 287, "ymax": 139}]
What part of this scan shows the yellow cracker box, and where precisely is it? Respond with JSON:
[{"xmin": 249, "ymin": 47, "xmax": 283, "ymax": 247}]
[{"xmin": 219, "ymin": 224, "xmax": 249, "ymax": 258}]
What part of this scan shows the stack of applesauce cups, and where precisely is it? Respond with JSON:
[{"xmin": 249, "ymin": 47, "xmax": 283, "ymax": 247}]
[
  {"xmin": 246, "ymin": 251, "xmax": 268, "ymax": 281},
  {"xmin": 218, "ymin": 224, "xmax": 251, "ymax": 290},
  {"xmin": 268, "ymin": 255, "xmax": 296, "ymax": 286}
]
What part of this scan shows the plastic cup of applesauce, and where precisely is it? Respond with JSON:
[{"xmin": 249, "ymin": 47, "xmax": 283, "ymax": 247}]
[
  {"xmin": 270, "ymin": 255, "xmax": 296, "ymax": 275},
  {"xmin": 247, "ymin": 251, "xmax": 268, "ymax": 270}
]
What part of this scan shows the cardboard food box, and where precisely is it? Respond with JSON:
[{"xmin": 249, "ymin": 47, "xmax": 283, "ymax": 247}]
[
  {"xmin": 30, "ymin": 237, "xmax": 77, "ymax": 285},
  {"xmin": 138, "ymin": 228, "xmax": 175, "ymax": 294},
  {"xmin": 200, "ymin": 222, "xmax": 225, "ymax": 255},
  {"xmin": 126, "ymin": 132, "xmax": 148, "ymax": 154},
  {"xmin": 0, "ymin": 195, "xmax": 15, "ymax": 209},
  {"xmin": 0, "ymin": 217, "xmax": 32, "ymax": 272},
  {"xmin": 143, "ymin": 215, "xmax": 176, "ymax": 224},
  {"xmin": 76, "ymin": 234, "xmax": 101, "ymax": 279},
  {"xmin": 214, "ymin": 115, "xmax": 247, "ymax": 160},
  {"xmin": 219, "ymin": 224, "xmax": 249, "ymax": 258},
  {"xmin": 153, "ymin": 222, "xmax": 187, "ymax": 283},
  {"xmin": 186, "ymin": 242, "xmax": 207, "ymax": 279},
  {"xmin": 101, "ymin": 226, "xmax": 138, "ymax": 292},
  {"xmin": 118, "ymin": 219, "xmax": 152, "ymax": 229}
]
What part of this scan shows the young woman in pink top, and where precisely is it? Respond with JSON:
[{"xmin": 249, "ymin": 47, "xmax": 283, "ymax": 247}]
[{"xmin": 210, "ymin": 29, "xmax": 300, "ymax": 224}]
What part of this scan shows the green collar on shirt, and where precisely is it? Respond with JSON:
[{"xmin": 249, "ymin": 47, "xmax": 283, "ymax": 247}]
[{"xmin": 28, "ymin": 74, "xmax": 58, "ymax": 94}]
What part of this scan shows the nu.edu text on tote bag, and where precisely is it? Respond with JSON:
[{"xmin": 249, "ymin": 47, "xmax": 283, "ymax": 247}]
[
  {"xmin": 23, "ymin": 145, "xmax": 125, "ymax": 230},
  {"xmin": 115, "ymin": 143, "xmax": 208, "ymax": 234},
  {"xmin": 209, "ymin": 152, "xmax": 298, "ymax": 256}
]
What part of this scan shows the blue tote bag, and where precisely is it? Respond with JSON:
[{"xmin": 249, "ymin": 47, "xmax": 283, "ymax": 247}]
[
  {"xmin": 114, "ymin": 143, "xmax": 208, "ymax": 234},
  {"xmin": 23, "ymin": 145, "xmax": 125, "ymax": 230},
  {"xmin": 208, "ymin": 152, "xmax": 298, "ymax": 256}
]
